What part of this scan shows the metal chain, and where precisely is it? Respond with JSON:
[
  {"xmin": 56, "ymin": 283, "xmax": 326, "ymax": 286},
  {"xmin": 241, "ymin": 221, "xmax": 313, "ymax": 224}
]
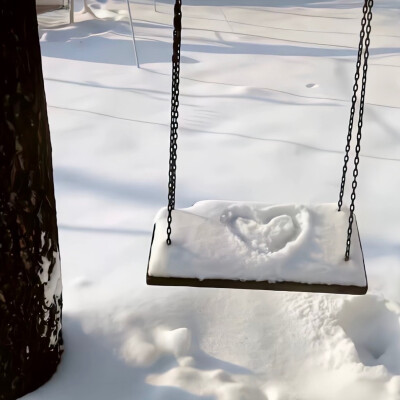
[
  {"xmin": 165, "ymin": 0, "xmax": 373, "ymax": 254},
  {"xmin": 344, "ymin": 0, "xmax": 374, "ymax": 260},
  {"xmin": 166, "ymin": 0, "xmax": 182, "ymax": 245},
  {"xmin": 338, "ymin": 0, "xmax": 369, "ymax": 211}
]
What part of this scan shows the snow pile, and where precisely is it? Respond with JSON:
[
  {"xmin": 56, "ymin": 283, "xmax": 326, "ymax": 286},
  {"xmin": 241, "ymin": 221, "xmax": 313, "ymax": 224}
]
[
  {"xmin": 120, "ymin": 326, "xmax": 191, "ymax": 366},
  {"xmin": 24, "ymin": 0, "xmax": 400, "ymax": 399},
  {"xmin": 25, "ymin": 291, "xmax": 400, "ymax": 400},
  {"xmin": 148, "ymin": 202, "xmax": 366, "ymax": 287}
]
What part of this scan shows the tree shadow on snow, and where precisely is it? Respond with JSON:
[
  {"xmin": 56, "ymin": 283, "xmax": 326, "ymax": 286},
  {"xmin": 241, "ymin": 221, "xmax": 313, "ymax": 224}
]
[
  {"xmin": 154, "ymin": 0, "xmax": 398, "ymax": 9},
  {"xmin": 40, "ymin": 20, "xmax": 197, "ymax": 66},
  {"xmin": 54, "ymin": 167, "xmax": 199, "ymax": 206},
  {"xmin": 41, "ymin": 19, "xmax": 400, "ymax": 67}
]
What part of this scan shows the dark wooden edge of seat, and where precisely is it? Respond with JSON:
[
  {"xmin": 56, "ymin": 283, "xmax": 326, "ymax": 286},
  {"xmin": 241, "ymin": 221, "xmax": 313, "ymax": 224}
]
[
  {"xmin": 146, "ymin": 216, "xmax": 368, "ymax": 295},
  {"xmin": 36, "ymin": 5, "xmax": 65, "ymax": 14}
]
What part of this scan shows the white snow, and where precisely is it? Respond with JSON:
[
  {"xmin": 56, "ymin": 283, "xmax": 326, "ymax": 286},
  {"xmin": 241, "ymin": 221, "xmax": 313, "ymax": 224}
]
[
  {"xmin": 39, "ymin": 247, "xmax": 62, "ymax": 307},
  {"xmin": 39, "ymin": 234, "xmax": 63, "ymax": 346},
  {"xmin": 148, "ymin": 202, "xmax": 366, "ymax": 287},
  {"xmin": 22, "ymin": 0, "xmax": 400, "ymax": 399}
]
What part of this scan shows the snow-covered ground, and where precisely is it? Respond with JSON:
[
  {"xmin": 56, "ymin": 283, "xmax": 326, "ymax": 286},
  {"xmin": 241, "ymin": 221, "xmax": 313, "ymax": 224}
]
[{"xmin": 25, "ymin": 0, "xmax": 400, "ymax": 398}]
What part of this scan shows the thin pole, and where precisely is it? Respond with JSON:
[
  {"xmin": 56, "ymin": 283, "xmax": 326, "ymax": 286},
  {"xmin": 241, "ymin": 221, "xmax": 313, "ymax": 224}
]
[
  {"xmin": 154, "ymin": 0, "xmax": 157, "ymax": 12},
  {"xmin": 70, "ymin": 0, "xmax": 74, "ymax": 24},
  {"xmin": 125, "ymin": 0, "xmax": 140, "ymax": 68}
]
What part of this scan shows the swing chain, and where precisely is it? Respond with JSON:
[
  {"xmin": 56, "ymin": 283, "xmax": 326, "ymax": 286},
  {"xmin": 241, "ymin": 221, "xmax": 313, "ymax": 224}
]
[
  {"xmin": 164, "ymin": 0, "xmax": 374, "ymax": 253},
  {"xmin": 343, "ymin": 0, "xmax": 374, "ymax": 261},
  {"xmin": 166, "ymin": 0, "xmax": 182, "ymax": 245},
  {"xmin": 338, "ymin": 0, "xmax": 369, "ymax": 212}
]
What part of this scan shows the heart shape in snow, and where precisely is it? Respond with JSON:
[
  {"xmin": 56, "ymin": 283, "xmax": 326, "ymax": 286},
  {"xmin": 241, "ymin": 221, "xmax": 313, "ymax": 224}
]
[{"xmin": 220, "ymin": 205, "xmax": 304, "ymax": 255}]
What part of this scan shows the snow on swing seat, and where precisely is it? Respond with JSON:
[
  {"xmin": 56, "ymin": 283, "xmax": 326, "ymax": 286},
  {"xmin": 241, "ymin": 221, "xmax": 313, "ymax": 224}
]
[{"xmin": 147, "ymin": 201, "xmax": 367, "ymax": 295}]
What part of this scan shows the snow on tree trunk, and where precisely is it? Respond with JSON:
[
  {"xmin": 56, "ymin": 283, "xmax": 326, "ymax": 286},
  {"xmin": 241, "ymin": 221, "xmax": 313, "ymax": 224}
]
[{"xmin": 0, "ymin": 0, "xmax": 63, "ymax": 398}]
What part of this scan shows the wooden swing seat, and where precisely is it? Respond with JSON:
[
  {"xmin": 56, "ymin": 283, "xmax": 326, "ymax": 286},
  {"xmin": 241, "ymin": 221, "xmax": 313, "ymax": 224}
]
[{"xmin": 147, "ymin": 202, "xmax": 367, "ymax": 295}]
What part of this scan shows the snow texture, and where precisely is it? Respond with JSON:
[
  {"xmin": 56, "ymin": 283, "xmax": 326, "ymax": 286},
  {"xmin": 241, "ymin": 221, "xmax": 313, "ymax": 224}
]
[
  {"xmin": 39, "ymin": 235, "xmax": 62, "ymax": 307},
  {"xmin": 24, "ymin": 0, "xmax": 400, "ymax": 399},
  {"xmin": 39, "ymin": 233, "xmax": 63, "ymax": 346},
  {"xmin": 149, "ymin": 202, "xmax": 366, "ymax": 286}
]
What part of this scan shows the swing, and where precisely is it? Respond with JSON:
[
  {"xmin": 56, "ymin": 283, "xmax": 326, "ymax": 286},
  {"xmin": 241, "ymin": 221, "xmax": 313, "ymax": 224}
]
[{"xmin": 146, "ymin": 0, "xmax": 374, "ymax": 295}]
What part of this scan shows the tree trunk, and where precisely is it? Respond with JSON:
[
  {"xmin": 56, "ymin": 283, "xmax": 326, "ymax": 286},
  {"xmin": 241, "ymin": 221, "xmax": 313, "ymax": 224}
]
[{"xmin": 0, "ymin": 1, "xmax": 63, "ymax": 398}]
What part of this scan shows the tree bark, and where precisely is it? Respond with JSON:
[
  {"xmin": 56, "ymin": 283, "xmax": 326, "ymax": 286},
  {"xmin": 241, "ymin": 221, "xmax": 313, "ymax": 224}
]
[{"xmin": 0, "ymin": 1, "xmax": 63, "ymax": 398}]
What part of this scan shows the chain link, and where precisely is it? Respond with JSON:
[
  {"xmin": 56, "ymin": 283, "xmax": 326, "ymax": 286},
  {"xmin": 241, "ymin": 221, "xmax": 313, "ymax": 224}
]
[
  {"xmin": 338, "ymin": 0, "xmax": 369, "ymax": 211},
  {"xmin": 344, "ymin": 0, "xmax": 374, "ymax": 260},
  {"xmin": 166, "ymin": 0, "xmax": 182, "ymax": 245}
]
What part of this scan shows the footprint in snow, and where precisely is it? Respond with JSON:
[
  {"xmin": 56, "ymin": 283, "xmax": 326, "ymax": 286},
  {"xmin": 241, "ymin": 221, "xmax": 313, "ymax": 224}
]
[
  {"xmin": 148, "ymin": 367, "xmax": 268, "ymax": 400},
  {"xmin": 306, "ymin": 83, "xmax": 319, "ymax": 88},
  {"xmin": 71, "ymin": 276, "xmax": 92, "ymax": 288},
  {"xmin": 120, "ymin": 326, "xmax": 191, "ymax": 367},
  {"xmin": 337, "ymin": 295, "xmax": 400, "ymax": 374}
]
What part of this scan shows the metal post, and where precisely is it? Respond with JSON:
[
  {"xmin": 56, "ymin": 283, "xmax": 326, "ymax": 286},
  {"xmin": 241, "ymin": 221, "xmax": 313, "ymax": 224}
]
[
  {"xmin": 154, "ymin": 0, "xmax": 157, "ymax": 12},
  {"xmin": 69, "ymin": 0, "xmax": 74, "ymax": 23},
  {"xmin": 125, "ymin": 0, "xmax": 140, "ymax": 68}
]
